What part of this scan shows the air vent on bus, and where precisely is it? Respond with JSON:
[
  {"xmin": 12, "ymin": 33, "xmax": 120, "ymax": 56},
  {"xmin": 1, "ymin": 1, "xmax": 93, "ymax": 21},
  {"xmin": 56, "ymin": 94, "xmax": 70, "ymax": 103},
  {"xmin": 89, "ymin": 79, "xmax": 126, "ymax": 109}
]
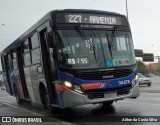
[
  {"xmin": 117, "ymin": 88, "xmax": 130, "ymax": 96},
  {"xmin": 78, "ymin": 69, "xmax": 133, "ymax": 80},
  {"xmin": 87, "ymin": 92, "xmax": 104, "ymax": 99}
]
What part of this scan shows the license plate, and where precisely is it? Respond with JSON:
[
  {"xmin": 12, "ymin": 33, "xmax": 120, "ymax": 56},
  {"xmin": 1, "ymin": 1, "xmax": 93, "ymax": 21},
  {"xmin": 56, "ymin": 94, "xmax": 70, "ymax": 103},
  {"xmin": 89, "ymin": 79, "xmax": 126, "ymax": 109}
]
[{"xmin": 104, "ymin": 92, "xmax": 117, "ymax": 98}]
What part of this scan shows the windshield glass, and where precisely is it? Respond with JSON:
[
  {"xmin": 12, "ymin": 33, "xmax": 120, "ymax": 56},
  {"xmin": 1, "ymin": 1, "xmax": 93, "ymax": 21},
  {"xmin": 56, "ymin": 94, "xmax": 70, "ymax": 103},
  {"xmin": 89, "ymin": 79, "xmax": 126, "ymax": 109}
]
[{"xmin": 56, "ymin": 30, "xmax": 136, "ymax": 69}]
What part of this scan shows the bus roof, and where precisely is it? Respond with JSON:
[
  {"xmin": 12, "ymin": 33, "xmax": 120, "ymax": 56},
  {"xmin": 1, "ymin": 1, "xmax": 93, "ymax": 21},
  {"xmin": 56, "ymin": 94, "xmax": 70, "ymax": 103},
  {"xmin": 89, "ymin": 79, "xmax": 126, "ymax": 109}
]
[{"xmin": 1, "ymin": 9, "xmax": 125, "ymax": 55}]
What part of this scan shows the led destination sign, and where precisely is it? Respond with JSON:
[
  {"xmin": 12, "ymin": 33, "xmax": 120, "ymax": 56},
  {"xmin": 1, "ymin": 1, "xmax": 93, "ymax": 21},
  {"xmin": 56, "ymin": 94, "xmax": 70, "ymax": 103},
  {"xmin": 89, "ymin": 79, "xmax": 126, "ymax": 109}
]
[
  {"xmin": 65, "ymin": 14, "xmax": 123, "ymax": 25},
  {"xmin": 56, "ymin": 13, "xmax": 126, "ymax": 25}
]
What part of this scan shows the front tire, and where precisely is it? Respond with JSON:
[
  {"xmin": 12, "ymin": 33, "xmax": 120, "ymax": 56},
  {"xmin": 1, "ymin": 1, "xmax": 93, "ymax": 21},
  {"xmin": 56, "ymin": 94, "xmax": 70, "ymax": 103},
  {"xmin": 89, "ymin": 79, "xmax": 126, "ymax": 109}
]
[{"xmin": 40, "ymin": 89, "xmax": 56, "ymax": 113}]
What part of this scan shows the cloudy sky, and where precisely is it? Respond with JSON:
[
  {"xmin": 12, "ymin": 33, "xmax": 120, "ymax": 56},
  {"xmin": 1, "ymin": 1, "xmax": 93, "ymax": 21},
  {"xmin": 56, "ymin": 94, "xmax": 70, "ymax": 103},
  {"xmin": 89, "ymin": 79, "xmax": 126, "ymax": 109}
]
[{"xmin": 1, "ymin": 0, "xmax": 160, "ymax": 60}]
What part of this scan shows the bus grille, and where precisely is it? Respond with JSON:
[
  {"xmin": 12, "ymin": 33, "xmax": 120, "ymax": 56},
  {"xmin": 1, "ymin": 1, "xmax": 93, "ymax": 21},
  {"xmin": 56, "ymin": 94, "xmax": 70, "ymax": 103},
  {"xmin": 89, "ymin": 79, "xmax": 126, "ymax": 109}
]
[
  {"xmin": 117, "ymin": 88, "xmax": 130, "ymax": 96},
  {"xmin": 78, "ymin": 69, "xmax": 132, "ymax": 80},
  {"xmin": 85, "ymin": 87, "xmax": 130, "ymax": 99},
  {"xmin": 87, "ymin": 92, "xmax": 104, "ymax": 99}
]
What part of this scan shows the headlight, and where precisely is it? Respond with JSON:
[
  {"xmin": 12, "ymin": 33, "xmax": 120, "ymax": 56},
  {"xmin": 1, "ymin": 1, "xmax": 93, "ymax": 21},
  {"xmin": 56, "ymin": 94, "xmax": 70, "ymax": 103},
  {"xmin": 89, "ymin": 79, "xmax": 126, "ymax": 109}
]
[
  {"xmin": 64, "ymin": 81, "xmax": 73, "ymax": 88},
  {"xmin": 132, "ymin": 75, "xmax": 138, "ymax": 87},
  {"xmin": 63, "ymin": 81, "xmax": 83, "ymax": 94},
  {"xmin": 74, "ymin": 85, "xmax": 83, "ymax": 94}
]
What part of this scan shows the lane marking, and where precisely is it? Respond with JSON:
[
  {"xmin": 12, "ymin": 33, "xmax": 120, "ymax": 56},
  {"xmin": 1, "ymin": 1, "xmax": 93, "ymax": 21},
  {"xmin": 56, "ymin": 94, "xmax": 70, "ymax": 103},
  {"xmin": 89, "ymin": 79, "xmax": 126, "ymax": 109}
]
[
  {"xmin": 123, "ymin": 96, "xmax": 160, "ymax": 101},
  {"xmin": 120, "ymin": 100, "xmax": 160, "ymax": 106},
  {"xmin": 136, "ymin": 97, "xmax": 160, "ymax": 100},
  {"xmin": 0, "ymin": 101, "xmax": 74, "ymax": 125},
  {"xmin": 0, "ymin": 101, "xmax": 43, "ymax": 116}
]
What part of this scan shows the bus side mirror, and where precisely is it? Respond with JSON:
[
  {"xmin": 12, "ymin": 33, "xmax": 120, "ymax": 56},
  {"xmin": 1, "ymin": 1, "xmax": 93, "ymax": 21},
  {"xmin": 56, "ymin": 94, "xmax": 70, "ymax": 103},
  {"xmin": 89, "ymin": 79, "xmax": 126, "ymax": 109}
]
[{"xmin": 37, "ymin": 66, "xmax": 43, "ymax": 74}]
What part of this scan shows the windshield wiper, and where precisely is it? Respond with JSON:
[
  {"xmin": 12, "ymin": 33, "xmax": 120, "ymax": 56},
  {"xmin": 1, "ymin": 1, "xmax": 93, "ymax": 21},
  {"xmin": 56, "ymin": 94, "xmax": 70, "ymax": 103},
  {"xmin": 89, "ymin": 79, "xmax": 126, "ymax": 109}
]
[
  {"xmin": 97, "ymin": 30, "xmax": 106, "ymax": 66},
  {"xmin": 75, "ymin": 26, "xmax": 97, "ymax": 62},
  {"xmin": 106, "ymin": 26, "xmax": 118, "ymax": 59},
  {"xmin": 110, "ymin": 26, "xmax": 118, "ymax": 47},
  {"xmin": 106, "ymin": 33, "xmax": 113, "ymax": 59}
]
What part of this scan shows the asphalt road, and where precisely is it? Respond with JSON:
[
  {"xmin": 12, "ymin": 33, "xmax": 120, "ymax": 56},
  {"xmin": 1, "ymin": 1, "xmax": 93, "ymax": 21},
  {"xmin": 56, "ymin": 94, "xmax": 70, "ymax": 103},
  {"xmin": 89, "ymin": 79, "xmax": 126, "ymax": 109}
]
[{"xmin": 0, "ymin": 76, "xmax": 160, "ymax": 125}]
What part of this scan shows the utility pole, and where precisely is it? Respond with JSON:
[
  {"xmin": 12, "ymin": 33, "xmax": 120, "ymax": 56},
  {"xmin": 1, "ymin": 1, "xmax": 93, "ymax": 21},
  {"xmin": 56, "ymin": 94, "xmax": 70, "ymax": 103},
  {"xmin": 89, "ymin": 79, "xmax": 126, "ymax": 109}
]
[{"xmin": 125, "ymin": 0, "xmax": 128, "ymax": 20}]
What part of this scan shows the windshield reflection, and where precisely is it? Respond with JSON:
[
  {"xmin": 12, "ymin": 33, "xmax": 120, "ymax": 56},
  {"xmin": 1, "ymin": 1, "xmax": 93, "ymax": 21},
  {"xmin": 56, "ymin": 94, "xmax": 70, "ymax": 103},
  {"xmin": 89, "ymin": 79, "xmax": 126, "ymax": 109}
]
[{"xmin": 56, "ymin": 30, "xmax": 136, "ymax": 69}]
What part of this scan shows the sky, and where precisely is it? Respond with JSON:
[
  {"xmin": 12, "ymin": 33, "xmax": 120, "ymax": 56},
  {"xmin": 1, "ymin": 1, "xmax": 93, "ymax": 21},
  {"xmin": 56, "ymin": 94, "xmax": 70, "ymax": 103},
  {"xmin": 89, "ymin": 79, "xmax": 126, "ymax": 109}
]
[{"xmin": 1, "ymin": 0, "xmax": 160, "ymax": 67}]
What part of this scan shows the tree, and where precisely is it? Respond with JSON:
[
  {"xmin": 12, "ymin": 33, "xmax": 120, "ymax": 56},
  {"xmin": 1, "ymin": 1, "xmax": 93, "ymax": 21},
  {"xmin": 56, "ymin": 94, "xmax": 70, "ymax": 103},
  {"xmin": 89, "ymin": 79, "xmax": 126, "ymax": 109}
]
[
  {"xmin": 137, "ymin": 60, "xmax": 149, "ymax": 74},
  {"xmin": 149, "ymin": 64, "xmax": 160, "ymax": 76}
]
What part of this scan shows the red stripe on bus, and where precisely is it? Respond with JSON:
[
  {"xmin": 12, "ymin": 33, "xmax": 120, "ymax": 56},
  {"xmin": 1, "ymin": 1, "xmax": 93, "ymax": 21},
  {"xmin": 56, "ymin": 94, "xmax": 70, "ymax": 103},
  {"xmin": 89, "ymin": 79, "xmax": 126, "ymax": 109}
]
[
  {"xmin": 55, "ymin": 85, "xmax": 70, "ymax": 92},
  {"xmin": 17, "ymin": 79, "xmax": 24, "ymax": 98},
  {"xmin": 80, "ymin": 82, "xmax": 101, "ymax": 90}
]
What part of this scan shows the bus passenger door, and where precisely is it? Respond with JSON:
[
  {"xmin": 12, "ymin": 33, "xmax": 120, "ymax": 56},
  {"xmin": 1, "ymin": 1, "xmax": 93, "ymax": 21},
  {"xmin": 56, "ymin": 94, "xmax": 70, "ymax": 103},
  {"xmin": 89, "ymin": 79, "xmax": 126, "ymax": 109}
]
[
  {"xmin": 38, "ymin": 22, "xmax": 57, "ymax": 105},
  {"xmin": 17, "ymin": 47, "xmax": 29, "ymax": 99},
  {"xmin": 2, "ymin": 54, "xmax": 13, "ymax": 95}
]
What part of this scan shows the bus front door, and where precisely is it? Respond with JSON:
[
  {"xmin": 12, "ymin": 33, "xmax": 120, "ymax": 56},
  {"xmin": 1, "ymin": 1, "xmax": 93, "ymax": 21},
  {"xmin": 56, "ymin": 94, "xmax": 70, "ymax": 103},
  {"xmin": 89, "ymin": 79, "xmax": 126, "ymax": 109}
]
[
  {"xmin": 17, "ymin": 47, "xmax": 30, "ymax": 100},
  {"xmin": 38, "ymin": 23, "xmax": 57, "ymax": 105}
]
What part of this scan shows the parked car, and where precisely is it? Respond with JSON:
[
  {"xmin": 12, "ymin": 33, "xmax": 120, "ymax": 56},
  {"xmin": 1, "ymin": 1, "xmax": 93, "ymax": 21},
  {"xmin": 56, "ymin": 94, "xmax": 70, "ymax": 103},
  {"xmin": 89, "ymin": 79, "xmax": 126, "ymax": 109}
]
[
  {"xmin": 144, "ymin": 73, "xmax": 155, "ymax": 77},
  {"xmin": 138, "ymin": 73, "xmax": 151, "ymax": 86}
]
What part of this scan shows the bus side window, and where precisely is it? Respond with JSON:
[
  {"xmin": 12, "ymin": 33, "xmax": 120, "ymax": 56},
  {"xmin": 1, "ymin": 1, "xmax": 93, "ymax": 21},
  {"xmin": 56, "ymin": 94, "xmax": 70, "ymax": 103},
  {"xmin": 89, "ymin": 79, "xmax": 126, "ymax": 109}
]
[
  {"xmin": 1, "ymin": 56, "xmax": 6, "ymax": 72},
  {"xmin": 31, "ymin": 48, "xmax": 40, "ymax": 64},
  {"xmin": 7, "ymin": 52, "xmax": 13, "ymax": 70},
  {"xmin": 31, "ymin": 32, "xmax": 39, "ymax": 49},
  {"xmin": 23, "ymin": 39, "xmax": 30, "ymax": 53},
  {"xmin": 12, "ymin": 49, "xmax": 17, "ymax": 70},
  {"xmin": 22, "ymin": 38, "xmax": 31, "ymax": 67},
  {"xmin": 30, "ymin": 32, "xmax": 41, "ymax": 65},
  {"xmin": 23, "ymin": 53, "xmax": 31, "ymax": 67}
]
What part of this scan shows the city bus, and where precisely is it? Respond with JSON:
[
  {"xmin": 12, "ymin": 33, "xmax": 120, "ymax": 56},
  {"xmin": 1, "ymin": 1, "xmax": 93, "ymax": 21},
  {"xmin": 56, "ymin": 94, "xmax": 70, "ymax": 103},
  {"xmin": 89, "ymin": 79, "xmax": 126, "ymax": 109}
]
[{"xmin": 1, "ymin": 9, "xmax": 139, "ymax": 110}]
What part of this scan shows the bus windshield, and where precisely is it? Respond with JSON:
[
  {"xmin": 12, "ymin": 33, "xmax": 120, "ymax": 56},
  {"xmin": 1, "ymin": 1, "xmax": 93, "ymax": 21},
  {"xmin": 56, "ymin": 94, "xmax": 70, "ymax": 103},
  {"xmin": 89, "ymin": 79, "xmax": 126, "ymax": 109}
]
[{"xmin": 56, "ymin": 29, "xmax": 136, "ymax": 69}]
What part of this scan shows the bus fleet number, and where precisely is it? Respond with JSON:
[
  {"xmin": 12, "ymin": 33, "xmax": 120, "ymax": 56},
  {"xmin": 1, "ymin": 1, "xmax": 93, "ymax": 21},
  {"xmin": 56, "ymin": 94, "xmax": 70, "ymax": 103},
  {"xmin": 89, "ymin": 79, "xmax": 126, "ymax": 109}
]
[
  {"xmin": 69, "ymin": 15, "xmax": 81, "ymax": 23},
  {"xmin": 68, "ymin": 58, "xmax": 88, "ymax": 64}
]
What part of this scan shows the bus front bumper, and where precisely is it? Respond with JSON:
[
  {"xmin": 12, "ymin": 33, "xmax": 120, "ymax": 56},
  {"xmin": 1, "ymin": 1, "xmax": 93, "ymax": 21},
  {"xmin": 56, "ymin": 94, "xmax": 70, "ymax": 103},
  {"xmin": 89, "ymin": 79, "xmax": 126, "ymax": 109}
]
[{"xmin": 62, "ymin": 82, "xmax": 140, "ymax": 108}]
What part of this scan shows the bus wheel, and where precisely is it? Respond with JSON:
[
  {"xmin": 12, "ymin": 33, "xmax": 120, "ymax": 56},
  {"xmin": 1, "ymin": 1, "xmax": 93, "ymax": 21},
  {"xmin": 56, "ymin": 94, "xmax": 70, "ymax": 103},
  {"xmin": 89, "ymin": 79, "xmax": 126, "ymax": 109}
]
[
  {"xmin": 14, "ymin": 86, "xmax": 24, "ymax": 105},
  {"xmin": 43, "ymin": 91, "xmax": 55, "ymax": 113},
  {"xmin": 102, "ymin": 101, "xmax": 113, "ymax": 107},
  {"xmin": 44, "ymin": 94, "xmax": 50, "ymax": 109}
]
